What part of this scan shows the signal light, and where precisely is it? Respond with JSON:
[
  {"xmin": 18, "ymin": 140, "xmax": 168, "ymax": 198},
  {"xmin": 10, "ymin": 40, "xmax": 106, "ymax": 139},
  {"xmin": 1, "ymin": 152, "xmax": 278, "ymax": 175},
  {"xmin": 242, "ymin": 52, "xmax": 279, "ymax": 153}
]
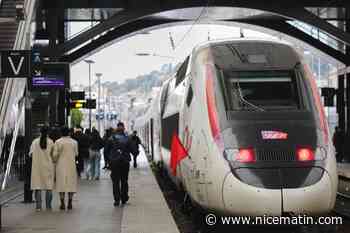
[
  {"xmin": 296, "ymin": 147, "xmax": 315, "ymax": 161},
  {"xmin": 237, "ymin": 148, "xmax": 256, "ymax": 163},
  {"xmin": 70, "ymin": 100, "xmax": 86, "ymax": 109},
  {"xmin": 69, "ymin": 99, "xmax": 96, "ymax": 109},
  {"xmin": 75, "ymin": 103, "xmax": 83, "ymax": 108}
]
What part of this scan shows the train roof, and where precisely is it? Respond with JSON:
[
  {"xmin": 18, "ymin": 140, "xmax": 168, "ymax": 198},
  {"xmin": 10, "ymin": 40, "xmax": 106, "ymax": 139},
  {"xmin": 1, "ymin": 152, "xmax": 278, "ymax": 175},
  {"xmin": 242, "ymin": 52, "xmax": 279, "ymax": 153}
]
[
  {"xmin": 192, "ymin": 38, "xmax": 301, "ymax": 70},
  {"xmin": 192, "ymin": 38, "xmax": 293, "ymax": 51}
]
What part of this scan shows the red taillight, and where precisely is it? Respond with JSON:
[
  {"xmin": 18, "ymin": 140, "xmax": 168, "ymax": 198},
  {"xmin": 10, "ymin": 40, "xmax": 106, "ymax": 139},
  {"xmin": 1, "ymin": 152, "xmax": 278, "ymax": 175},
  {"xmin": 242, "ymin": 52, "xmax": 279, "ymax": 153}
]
[
  {"xmin": 296, "ymin": 147, "xmax": 315, "ymax": 161},
  {"xmin": 237, "ymin": 148, "xmax": 256, "ymax": 163}
]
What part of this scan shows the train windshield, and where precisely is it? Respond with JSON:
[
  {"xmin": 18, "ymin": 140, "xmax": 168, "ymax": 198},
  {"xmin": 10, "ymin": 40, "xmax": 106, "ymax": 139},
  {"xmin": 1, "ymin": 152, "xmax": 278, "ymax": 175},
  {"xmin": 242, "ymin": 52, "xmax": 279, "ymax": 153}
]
[{"xmin": 225, "ymin": 70, "xmax": 302, "ymax": 111}]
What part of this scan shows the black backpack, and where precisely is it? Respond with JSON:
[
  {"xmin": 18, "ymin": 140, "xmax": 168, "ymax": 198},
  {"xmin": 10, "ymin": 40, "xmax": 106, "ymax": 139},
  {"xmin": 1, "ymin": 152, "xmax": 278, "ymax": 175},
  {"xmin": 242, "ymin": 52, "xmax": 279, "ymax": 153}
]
[{"xmin": 108, "ymin": 134, "xmax": 130, "ymax": 163}]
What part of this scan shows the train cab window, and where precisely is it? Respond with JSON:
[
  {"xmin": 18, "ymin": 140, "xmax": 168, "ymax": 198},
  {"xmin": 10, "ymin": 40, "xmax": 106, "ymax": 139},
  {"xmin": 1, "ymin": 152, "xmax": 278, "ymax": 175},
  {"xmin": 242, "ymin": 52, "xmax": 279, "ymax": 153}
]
[
  {"xmin": 186, "ymin": 85, "xmax": 193, "ymax": 106},
  {"xmin": 175, "ymin": 56, "xmax": 190, "ymax": 87},
  {"xmin": 227, "ymin": 71, "xmax": 301, "ymax": 111}
]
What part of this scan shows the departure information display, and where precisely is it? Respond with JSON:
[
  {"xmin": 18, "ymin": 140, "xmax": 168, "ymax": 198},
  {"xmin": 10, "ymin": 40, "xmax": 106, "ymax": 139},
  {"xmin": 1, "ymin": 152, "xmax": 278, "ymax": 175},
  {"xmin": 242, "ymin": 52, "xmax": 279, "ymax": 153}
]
[
  {"xmin": 32, "ymin": 74, "xmax": 65, "ymax": 87},
  {"xmin": 30, "ymin": 63, "xmax": 69, "ymax": 90}
]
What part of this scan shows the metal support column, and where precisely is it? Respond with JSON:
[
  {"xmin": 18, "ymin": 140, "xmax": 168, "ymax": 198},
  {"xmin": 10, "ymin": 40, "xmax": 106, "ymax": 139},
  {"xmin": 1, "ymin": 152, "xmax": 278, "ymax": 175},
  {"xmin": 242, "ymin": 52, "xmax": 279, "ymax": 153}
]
[
  {"xmin": 347, "ymin": 77, "xmax": 350, "ymax": 134},
  {"xmin": 57, "ymin": 89, "xmax": 66, "ymax": 126},
  {"xmin": 338, "ymin": 75, "xmax": 346, "ymax": 133},
  {"xmin": 47, "ymin": 8, "xmax": 58, "ymax": 50},
  {"xmin": 49, "ymin": 90, "xmax": 58, "ymax": 125},
  {"xmin": 346, "ymin": 5, "xmax": 350, "ymax": 134},
  {"xmin": 23, "ymin": 90, "xmax": 33, "ymax": 203},
  {"xmin": 58, "ymin": 7, "xmax": 65, "ymax": 44}
]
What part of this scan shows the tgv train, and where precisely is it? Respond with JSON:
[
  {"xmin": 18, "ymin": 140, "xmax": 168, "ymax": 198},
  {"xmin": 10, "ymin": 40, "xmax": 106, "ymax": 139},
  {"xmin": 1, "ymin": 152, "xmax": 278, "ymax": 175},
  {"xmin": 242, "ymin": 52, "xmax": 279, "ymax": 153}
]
[{"xmin": 135, "ymin": 39, "xmax": 338, "ymax": 216}]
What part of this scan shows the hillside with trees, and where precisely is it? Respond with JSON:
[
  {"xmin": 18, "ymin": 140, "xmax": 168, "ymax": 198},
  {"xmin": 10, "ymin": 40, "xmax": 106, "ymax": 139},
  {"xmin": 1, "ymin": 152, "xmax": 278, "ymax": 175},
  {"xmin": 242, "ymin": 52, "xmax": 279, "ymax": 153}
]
[{"xmin": 102, "ymin": 63, "xmax": 179, "ymax": 95}]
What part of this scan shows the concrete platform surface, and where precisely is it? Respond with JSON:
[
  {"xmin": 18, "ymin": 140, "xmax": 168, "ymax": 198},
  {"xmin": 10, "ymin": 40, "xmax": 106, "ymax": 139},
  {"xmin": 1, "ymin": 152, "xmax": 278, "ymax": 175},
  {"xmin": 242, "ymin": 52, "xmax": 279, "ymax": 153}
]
[
  {"xmin": 121, "ymin": 148, "xmax": 179, "ymax": 233},
  {"xmin": 1, "ymin": 147, "xmax": 179, "ymax": 233}
]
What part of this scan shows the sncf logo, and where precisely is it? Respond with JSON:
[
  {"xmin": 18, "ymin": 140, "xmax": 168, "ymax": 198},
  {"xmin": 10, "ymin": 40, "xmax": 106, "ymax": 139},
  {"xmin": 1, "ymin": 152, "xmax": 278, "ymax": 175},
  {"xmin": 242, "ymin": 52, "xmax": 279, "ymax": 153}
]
[{"xmin": 261, "ymin": 131, "xmax": 288, "ymax": 140}]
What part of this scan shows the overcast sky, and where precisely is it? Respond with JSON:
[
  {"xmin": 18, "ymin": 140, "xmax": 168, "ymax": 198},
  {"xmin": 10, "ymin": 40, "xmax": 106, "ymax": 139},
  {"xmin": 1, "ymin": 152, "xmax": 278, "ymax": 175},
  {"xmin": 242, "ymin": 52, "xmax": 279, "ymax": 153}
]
[{"xmin": 70, "ymin": 23, "xmax": 277, "ymax": 86}]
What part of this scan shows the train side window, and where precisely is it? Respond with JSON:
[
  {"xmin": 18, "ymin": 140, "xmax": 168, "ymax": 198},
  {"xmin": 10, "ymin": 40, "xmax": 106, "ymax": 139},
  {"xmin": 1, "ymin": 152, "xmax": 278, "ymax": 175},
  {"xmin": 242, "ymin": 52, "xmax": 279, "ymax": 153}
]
[
  {"xmin": 161, "ymin": 113, "xmax": 180, "ymax": 150},
  {"xmin": 186, "ymin": 85, "xmax": 194, "ymax": 106},
  {"xmin": 295, "ymin": 66, "xmax": 311, "ymax": 110},
  {"xmin": 175, "ymin": 56, "xmax": 190, "ymax": 87},
  {"xmin": 160, "ymin": 81, "xmax": 170, "ymax": 116},
  {"xmin": 215, "ymin": 64, "xmax": 230, "ymax": 110}
]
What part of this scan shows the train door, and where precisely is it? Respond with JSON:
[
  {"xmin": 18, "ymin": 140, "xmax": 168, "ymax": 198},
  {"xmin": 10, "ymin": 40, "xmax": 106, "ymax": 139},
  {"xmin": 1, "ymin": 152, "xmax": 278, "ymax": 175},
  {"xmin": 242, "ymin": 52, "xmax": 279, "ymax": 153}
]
[{"xmin": 183, "ymin": 79, "xmax": 208, "ymax": 205}]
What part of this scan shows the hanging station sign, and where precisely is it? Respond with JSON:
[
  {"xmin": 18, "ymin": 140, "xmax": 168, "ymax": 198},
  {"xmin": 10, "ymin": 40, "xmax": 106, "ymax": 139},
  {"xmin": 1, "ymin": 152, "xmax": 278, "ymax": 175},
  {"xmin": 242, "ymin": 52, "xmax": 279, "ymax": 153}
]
[{"xmin": 0, "ymin": 50, "xmax": 31, "ymax": 78}]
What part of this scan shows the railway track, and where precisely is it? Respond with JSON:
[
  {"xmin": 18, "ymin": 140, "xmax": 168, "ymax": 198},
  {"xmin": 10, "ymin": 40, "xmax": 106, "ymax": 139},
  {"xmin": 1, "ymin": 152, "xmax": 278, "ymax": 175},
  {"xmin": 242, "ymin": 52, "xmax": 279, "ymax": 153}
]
[{"xmin": 334, "ymin": 176, "xmax": 350, "ymax": 218}]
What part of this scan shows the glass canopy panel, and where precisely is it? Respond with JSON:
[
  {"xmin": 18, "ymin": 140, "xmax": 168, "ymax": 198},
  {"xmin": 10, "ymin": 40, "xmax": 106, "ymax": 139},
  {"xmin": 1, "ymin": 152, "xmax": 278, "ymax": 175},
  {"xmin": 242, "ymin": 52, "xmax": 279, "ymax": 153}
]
[{"xmin": 287, "ymin": 20, "xmax": 346, "ymax": 53}]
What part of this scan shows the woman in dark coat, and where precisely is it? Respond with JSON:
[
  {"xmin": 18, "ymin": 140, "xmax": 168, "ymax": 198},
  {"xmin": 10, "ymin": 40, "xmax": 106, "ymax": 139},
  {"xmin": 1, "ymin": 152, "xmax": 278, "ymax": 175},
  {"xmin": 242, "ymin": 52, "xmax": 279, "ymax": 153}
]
[
  {"xmin": 89, "ymin": 128, "xmax": 104, "ymax": 180},
  {"xmin": 103, "ymin": 128, "xmax": 113, "ymax": 169},
  {"xmin": 72, "ymin": 128, "xmax": 88, "ymax": 178}
]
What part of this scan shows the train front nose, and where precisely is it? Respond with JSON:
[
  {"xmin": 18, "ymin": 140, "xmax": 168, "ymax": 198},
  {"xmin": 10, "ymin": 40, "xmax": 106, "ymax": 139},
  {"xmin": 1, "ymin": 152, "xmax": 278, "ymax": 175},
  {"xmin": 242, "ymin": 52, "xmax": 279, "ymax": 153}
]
[
  {"xmin": 222, "ymin": 167, "xmax": 335, "ymax": 216},
  {"xmin": 282, "ymin": 171, "xmax": 334, "ymax": 215},
  {"xmin": 222, "ymin": 172, "xmax": 282, "ymax": 216}
]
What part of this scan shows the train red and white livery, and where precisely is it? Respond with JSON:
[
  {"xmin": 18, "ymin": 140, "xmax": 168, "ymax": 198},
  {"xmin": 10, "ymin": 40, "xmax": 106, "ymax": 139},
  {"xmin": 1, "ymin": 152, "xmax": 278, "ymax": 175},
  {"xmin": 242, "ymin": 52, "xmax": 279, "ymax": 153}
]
[{"xmin": 136, "ymin": 39, "xmax": 338, "ymax": 216}]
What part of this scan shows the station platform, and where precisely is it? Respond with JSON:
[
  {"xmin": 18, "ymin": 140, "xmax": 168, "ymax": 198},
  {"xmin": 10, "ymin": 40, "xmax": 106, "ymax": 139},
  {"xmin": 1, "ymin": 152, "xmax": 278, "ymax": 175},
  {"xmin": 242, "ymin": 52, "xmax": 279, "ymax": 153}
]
[{"xmin": 1, "ymin": 148, "xmax": 179, "ymax": 233}]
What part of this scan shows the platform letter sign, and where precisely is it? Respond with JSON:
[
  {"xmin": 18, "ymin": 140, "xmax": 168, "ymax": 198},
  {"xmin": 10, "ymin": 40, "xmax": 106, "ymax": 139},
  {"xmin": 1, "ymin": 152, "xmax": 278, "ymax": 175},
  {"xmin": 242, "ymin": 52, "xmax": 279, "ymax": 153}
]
[{"xmin": 0, "ymin": 50, "xmax": 30, "ymax": 78}]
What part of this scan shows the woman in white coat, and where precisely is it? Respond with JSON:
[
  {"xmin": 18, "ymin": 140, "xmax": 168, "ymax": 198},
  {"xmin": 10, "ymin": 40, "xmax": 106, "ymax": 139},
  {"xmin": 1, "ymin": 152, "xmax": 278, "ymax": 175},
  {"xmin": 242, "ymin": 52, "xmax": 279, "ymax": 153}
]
[
  {"xmin": 30, "ymin": 126, "xmax": 55, "ymax": 211},
  {"xmin": 54, "ymin": 126, "xmax": 78, "ymax": 210}
]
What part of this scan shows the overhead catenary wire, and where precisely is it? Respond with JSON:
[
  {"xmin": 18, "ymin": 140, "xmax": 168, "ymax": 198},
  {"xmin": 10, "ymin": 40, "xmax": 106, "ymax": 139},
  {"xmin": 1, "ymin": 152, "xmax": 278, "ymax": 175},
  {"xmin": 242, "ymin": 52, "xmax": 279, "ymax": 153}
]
[
  {"xmin": 236, "ymin": 81, "xmax": 265, "ymax": 112},
  {"xmin": 170, "ymin": 0, "xmax": 334, "ymax": 51},
  {"xmin": 170, "ymin": 0, "xmax": 211, "ymax": 51}
]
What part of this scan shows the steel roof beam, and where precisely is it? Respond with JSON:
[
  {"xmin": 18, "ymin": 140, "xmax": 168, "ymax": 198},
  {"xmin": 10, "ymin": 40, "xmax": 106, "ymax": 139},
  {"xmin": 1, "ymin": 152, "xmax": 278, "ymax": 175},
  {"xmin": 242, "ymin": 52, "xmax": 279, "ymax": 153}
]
[
  {"xmin": 62, "ymin": 17, "xmax": 348, "ymax": 65},
  {"xmin": 233, "ymin": 18, "xmax": 349, "ymax": 65},
  {"xmin": 44, "ymin": 0, "xmax": 348, "ymax": 9},
  {"xmin": 49, "ymin": 1, "xmax": 350, "ymax": 63},
  {"xmin": 61, "ymin": 18, "xmax": 185, "ymax": 64}
]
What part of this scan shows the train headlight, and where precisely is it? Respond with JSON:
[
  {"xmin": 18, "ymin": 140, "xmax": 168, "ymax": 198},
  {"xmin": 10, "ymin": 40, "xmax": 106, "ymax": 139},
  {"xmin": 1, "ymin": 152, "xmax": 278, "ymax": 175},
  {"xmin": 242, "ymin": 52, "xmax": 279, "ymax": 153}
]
[
  {"xmin": 296, "ymin": 147, "xmax": 314, "ymax": 161},
  {"xmin": 224, "ymin": 148, "xmax": 256, "ymax": 163},
  {"xmin": 296, "ymin": 146, "xmax": 326, "ymax": 161}
]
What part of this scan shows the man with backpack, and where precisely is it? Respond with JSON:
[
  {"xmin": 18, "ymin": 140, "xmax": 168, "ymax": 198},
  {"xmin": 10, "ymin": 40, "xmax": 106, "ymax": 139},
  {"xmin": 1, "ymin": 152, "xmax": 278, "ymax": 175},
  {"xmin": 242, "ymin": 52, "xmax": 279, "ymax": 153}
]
[{"xmin": 105, "ymin": 122, "xmax": 138, "ymax": 207}]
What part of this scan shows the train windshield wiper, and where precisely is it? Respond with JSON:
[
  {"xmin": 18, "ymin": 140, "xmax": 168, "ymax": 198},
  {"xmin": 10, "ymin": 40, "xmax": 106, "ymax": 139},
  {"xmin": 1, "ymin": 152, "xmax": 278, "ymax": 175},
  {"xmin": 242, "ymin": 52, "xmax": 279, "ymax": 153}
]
[
  {"xmin": 225, "ymin": 44, "xmax": 265, "ymax": 112},
  {"xmin": 235, "ymin": 81, "xmax": 265, "ymax": 112}
]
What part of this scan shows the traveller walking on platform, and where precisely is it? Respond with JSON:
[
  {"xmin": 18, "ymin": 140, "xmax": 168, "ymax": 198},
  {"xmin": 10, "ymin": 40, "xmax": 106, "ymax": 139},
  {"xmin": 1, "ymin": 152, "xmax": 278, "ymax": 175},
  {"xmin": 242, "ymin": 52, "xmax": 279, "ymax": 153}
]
[
  {"xmin": 105, "ymin": 122, "xmax": 138, "ymax": 206},
  {"xmin": 89, "ymin": 128, "xmax": 104, "ymax": 180},
  {"xmin": 73, "ymin": 127, "xmax": 89, "ymax": 178},
  {"xmin": 72, "ymin": 128, "xmax": 80, "ymax": 177},
  {"xmin": 2, "ymin": 132, "xmax": 12, "ymax": 169},
  {"xmin": 54, "ymin": 126, "xmax": 79, "ymax": 210},
  {"xmin": 84, "ymin": 128, "xmax": 92, "ymax": 180},
  {"xmin": 30, "ymin": 126, "xmax": 55, "ymax": 211},
  {"xmin": 130, "ymin": 130, "xmax": 141, "ymax": 168},
  {"xmin": 103, "ymin": 128, "xmax": 113, "ymax": 169}
]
